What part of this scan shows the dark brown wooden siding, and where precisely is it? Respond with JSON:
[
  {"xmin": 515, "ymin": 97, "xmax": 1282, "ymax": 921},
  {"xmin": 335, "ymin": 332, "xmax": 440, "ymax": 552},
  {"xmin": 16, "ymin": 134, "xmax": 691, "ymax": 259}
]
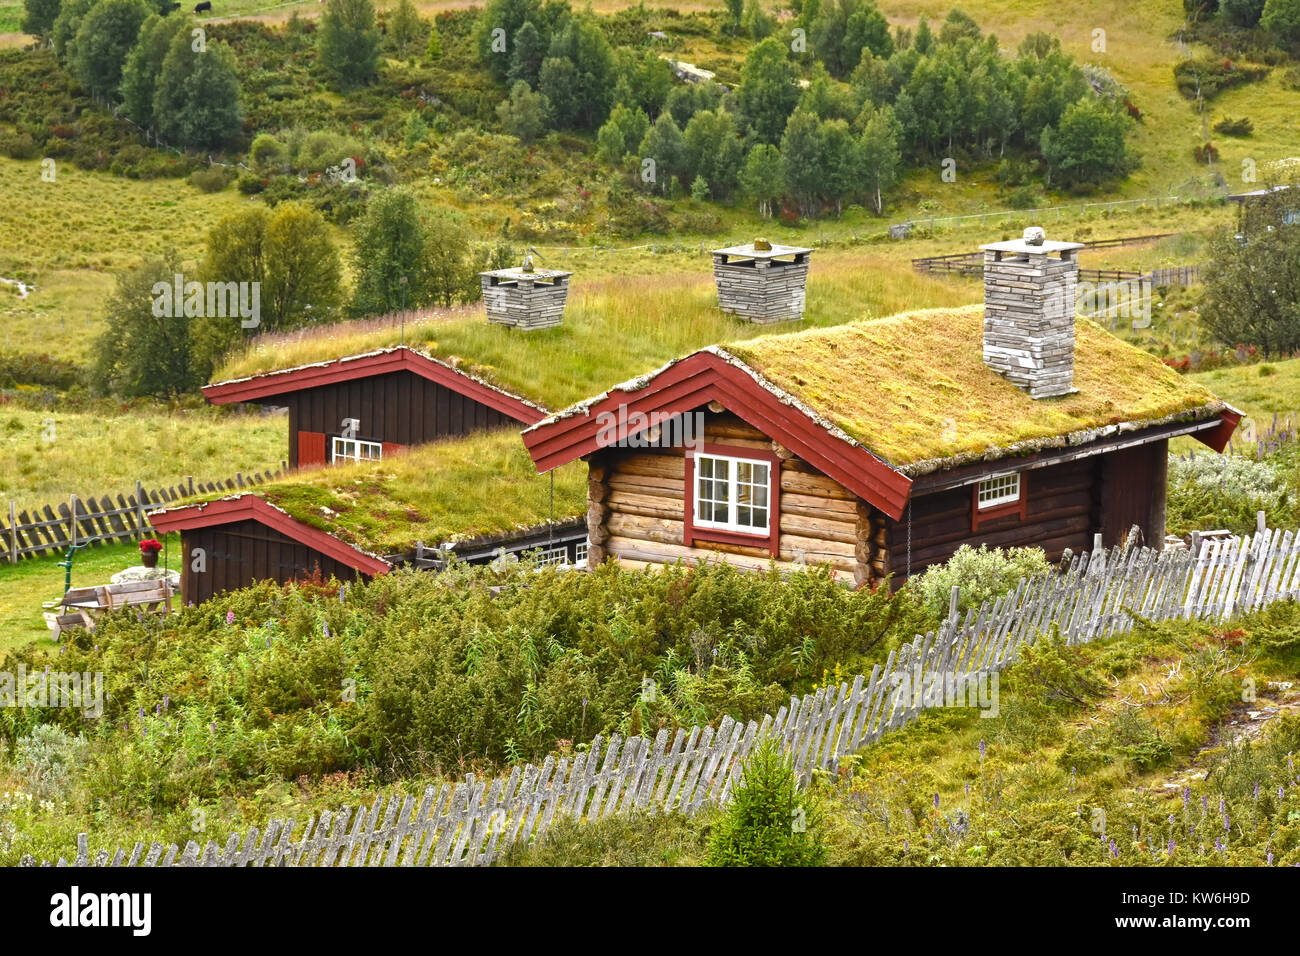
[
  {"xmin": 1099, "ymin": 439, "xmax": 1168, "ymax": 549},
  {"xmin": 884, "ymin": 456, "xmax": 1100, "ymax": 584},
  {"xmin": 181, "ymin": 520, "xmax": 368, "ymax": 605},
  {"xmin": 283, "ymin": 370, "xmax": 518, "ymax": 465}
]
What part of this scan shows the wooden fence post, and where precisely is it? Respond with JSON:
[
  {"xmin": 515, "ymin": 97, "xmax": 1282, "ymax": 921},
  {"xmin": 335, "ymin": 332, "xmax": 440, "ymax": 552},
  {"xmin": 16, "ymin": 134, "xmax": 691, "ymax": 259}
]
[
  {"xmin": 7, "ymin": 501, "xmax": 16, "ymax": 564},
  {"xmin": 1257, "ymin": 511, "xmax": 1266, "ymax": 535},
  {"xmin": 136, "ymin": 481, "xmax": 147, "ymax": 532},
  {"xmin": 69, "ymin": 494, "xmax": 77, "ymax": 549}
]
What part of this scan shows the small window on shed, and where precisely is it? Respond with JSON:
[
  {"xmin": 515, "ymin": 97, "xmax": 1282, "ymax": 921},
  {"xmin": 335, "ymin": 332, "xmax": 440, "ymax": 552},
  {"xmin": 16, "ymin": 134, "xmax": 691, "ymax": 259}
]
[
  {"xmin": 977, "ymin": 473, "xmax": 1021, "ymax": 510},
  {"xmin": 332, "ymin": 437, "xmax": 383, "ymax": 464}
]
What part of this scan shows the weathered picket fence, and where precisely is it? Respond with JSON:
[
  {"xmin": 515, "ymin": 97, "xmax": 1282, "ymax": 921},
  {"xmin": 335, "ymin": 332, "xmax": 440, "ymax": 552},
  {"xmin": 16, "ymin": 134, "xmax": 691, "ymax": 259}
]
[
  {"xmin": 34, "ymin": 524, "xmax": 1300, "ymax": 868},
  {"xmin": 1, "ymin": 466, "xmax": 286, "ymax": 563}
]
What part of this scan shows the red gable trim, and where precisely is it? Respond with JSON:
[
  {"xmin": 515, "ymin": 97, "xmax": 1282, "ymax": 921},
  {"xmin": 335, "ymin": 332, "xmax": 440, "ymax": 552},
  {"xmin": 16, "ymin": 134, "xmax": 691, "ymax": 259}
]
[
  {"xmin": 1193, "ymin": 407, "xmax": 1243, "ymax": 453},
  {"xmin": 522, "ymin": 352, "xmax": 913, "ymax": 519},
  {"xmin": 202, "ymin": 347, "xmax": 547, "ymax": 425},
  {"xmin": 148, "ymin": 495, "xmax": 392, "ymax": 577}
]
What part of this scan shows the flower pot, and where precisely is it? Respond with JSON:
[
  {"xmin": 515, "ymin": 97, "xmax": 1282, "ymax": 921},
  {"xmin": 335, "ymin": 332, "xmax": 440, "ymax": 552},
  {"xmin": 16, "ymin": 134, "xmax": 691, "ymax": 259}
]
[{"xmin": 141, "ymin": 551, "xmax": 159, "ymax": 568}]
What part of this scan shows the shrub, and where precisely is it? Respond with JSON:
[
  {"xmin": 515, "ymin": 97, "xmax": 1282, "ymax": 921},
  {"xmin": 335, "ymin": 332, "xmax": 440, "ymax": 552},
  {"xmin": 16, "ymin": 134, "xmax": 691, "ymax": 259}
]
[
  {"xmin": 1166, "ymin": 452, "xmax": 1294, "ymax": 534},
  {"xmin": 249, "ymin": 132, "xmax": 289, "ymax": 172},
  {"xmin": 499, "ymin": 809, "xmax": 708, "ymax": 866},
  {"xmin": 908, "ymin": 544, "xmax": 1053, "ymax": 621},
  {"xmin": 189, "ymin": 166, "xmax": 235, "ymax": 193},
  {"xmin": 705, "ymin": 737, "xmax": 825, "ymax": 866},
  {"xmin": 1212, "ymin": 116, "xmax": 1254, "ymax": 135},
  {"xmin": 13, "ymin": 725, "xmax": 89, "ymax": 801},
  {"xmin": 0, "ymin": 131, "xmax": 40, "ymax": 159}
]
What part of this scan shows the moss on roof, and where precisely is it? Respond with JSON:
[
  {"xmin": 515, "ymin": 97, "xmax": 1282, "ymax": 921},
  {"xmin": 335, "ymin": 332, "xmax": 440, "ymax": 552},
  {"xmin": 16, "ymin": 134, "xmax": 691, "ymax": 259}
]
[
  {"xmin": 209, "ymin": 261, "xmax": 978, "ymax": 410},
  {"xmin": 723, "ymin": 305, "xmax": 1225, "ymax": 471},
  {"xmin": 193, "ymin": 430, "xmax": 586, "ymax": 555}
]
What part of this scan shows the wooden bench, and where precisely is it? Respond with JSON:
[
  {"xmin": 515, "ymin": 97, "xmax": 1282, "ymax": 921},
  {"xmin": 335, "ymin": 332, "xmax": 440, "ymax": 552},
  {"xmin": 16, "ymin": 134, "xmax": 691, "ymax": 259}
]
[{"xmin": 43, "ymin": 579, "xmax": 175, "ymax": 638}]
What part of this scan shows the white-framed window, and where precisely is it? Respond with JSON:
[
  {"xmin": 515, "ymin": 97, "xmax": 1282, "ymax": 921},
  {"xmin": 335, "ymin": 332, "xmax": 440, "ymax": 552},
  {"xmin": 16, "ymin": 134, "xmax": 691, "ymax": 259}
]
[
  {"xmin": 977, "ymin": 473, "xmax": 1021, "ymax": 510},
  {"xmin": 331, "ymin": 437, "xmax": 383, "ymax": 464},
  {"xmin": 534, "ymin": 545, "xmax": 569, "ymax": 566},
  {"xmin": 694, "ymin": 453, "xmax": 771, "ymax": 534},
  {"xmin": 575, "ymin": 539, "xmax": 589, "ymax": 564}
]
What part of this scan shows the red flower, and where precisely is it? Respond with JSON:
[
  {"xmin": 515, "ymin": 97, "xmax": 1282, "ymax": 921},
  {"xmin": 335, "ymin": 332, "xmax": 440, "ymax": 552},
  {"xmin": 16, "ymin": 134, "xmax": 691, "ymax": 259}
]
[{"xmin": 139, "ymin": 538, "xmax": 162, "ymax": 554}]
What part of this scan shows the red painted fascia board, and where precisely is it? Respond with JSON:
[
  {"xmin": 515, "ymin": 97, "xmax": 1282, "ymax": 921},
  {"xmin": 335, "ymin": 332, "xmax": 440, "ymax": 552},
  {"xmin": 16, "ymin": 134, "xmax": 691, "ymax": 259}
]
[
  {"xmin": 523, "ymin": 352, "xmax": 912, "ymax": 519},
  {"xmin": 149, "ymin": 496, "xmax": 391, "ymax": 577},
  {"xmin": 203, "ymin": 348, "xmax": 546, "ymax": 425},
  {"xmin": 1193, "ymin": 408, "xmax": 1243, "ymax": 454}
]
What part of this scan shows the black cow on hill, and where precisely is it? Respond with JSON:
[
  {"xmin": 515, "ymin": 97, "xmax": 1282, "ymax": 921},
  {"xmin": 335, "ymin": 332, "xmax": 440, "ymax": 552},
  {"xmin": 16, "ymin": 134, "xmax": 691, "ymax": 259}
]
[{"xmin": 194, "ymin": 1, "xmax": 211, "ymax": 12}]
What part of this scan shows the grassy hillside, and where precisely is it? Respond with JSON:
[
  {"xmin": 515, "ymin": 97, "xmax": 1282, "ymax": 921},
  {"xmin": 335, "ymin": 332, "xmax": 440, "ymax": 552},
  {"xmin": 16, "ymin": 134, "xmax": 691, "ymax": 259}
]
[{"xmin": 505, "ymin": 602, "xmax": 1300, "ymax": 866}]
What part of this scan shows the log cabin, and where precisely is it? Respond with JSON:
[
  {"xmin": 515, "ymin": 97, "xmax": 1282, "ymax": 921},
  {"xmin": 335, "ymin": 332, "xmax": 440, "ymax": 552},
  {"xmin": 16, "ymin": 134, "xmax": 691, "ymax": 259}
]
[
  {"xmin": 202, "ymin": 346, "xmax": 548, "ymax": 468},
  {"xmin": 522, "ymin": 231, "xmax": 1243, "ymax": 587},
  {"xmin": 149, "ymin": 431, "xmax": 587, "ymax": 604}
]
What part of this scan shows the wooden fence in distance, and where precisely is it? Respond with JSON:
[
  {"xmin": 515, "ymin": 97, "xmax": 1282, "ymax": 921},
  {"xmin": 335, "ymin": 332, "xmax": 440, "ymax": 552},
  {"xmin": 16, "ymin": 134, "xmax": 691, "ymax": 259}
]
[
  {"xmin": 2, "ymin": 465, "xmax": 286, "ymax": 563},
  {"xmin": 33, "ymin": 522, "xmax": 1300, "ymax": 868}
]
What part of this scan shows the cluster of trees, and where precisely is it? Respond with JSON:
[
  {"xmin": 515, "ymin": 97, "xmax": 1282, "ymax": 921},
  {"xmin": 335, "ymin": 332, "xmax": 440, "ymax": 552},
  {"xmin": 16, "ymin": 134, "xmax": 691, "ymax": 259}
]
[
  {"xmin": 1201, "ymin": 185, "xmax": 1300, "ymax": 357},
  {"xmin": 586, "ymin": 8, "xmax": 1134, "ymax": 217},
  {"xmin": 24, "ymin": 0, "xmax": 243, "ymax": 150},
  {"xmin": 1187, "ymin": 0, "xmax": 1300, "ymax": 50},
  {"xmin": 94, "ymin": 188, "xmax": 499, "ymax": 396}
]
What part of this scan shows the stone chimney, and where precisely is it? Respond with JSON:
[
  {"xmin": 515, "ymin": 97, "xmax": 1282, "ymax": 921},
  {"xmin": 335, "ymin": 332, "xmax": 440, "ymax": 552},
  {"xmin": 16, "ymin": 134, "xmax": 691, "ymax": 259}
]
[{"xmin": 979, "ymin": 227, "xmax": 1085, "ymax": 399}]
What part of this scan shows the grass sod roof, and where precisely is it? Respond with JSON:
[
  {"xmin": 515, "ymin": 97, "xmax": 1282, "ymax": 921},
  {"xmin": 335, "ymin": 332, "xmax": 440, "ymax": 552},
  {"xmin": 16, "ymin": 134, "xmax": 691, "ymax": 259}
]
[
  {"xmin": 180, "ymin": 430, "xmax": 587, "ymax": 556},
  {"xmin": 722, "ymin": 305, "xmax": 1229, "ymax": 475},
  {"xmin": 208, "ymin": 260, "xmax": 979, "ymax": 411}
]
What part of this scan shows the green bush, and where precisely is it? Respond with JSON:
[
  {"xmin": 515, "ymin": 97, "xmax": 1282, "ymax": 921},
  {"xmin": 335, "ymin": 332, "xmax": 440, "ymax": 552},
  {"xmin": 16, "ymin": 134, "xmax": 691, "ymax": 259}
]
[
  {"xmin": 1212, "ymin": 116, "xmax": 1254, "ymax": 135},
  {"xmin": 908, "ymin": 544, "xmax": 1053, "ymax": 622},
  {"xmin": 1166, "ymin": 452, "xmax": 1294, "ymax": 535},
  {"xmin": 189, "ymin": 166, "xmax": 235, "ymax": 193},
  {"xmin": 706, "ymin": 737, "xmax": 825, "ymax": 866},
  {"xmin": 13, "ymin": 725, "xmax": 90, "ymax": 801}
]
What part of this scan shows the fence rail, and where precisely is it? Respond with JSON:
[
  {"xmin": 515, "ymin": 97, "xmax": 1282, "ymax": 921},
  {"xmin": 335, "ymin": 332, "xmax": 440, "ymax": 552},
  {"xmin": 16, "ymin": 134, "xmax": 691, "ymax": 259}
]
[
  {"xmin": 893, "ymin": 192, "xmax": 1219, "ymax": 235},
  {"xmin": 33, "ymin": 521, "xmax": 1300, "ymax": 868},
  {"xmin": 2, "ymin": 466, "xmax": 286, "ymax": 563}
]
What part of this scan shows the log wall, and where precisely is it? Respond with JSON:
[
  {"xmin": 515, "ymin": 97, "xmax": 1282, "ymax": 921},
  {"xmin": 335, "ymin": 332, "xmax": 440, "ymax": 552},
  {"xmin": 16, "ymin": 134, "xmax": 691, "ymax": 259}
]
[
  {"xmin": 594, "ymin": 412, "xmax": 860, "ymax": 580},
  {"xmin": 883, "ymin": 456, "xmax": 1100, "ymax": 585}
]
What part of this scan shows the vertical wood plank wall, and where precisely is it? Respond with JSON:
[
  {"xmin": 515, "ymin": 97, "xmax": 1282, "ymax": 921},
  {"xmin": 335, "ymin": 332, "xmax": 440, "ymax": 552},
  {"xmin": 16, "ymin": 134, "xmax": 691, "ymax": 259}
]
[
  {"xmin": 181, "ymin": 521, "xmax": 365, "ymax": 605},
  {"xmin": 283, "ymin": 370, "xmax": 519, "ymax": 466}
]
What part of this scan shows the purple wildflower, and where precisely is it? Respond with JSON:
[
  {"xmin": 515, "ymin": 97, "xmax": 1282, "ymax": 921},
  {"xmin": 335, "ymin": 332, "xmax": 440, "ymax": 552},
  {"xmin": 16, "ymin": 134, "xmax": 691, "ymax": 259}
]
[
  {"xmin": 1183, "ymin": 787, "xmax": 1190, "ymax": 808},
  {"xmin": 979, "ymin": 739, "xmax": 985, "ymax": 760},
  {"xmin": 1268, "ymin": 852, "xmax": 1274, "ymax": 866},
  {"xmin": 164, "ymin": 695, "xmax": 169, "ymax": 711},
  {"xmin": 210, "ymin": 722, "xmax": 216, "ymax": 733},
  {"xmin": 1219, "ymin": 796, "xmax": 1226, "ymax": 814},
  {"xmin": 934, "ymin": 792, "xmax": 940, "ymax": 809},
  {"xmin": 1109, "ymin": 839, "xmax": 1118, "ymax": 859},
  {"xmin": 1254, "ymin": 781, "xmax": 1260, "ymax": 800},
  {"xmin": 1202, "ymin": 795, "xmax": 1208, "ymax": 811},
  {"xmin": 1281, "ymin": 786, "xmax": 1286, "ymax": 802},
  {"xmin": 1215, "ymin": 838, "xmax": 1224, "ymax": 852},
  {"xmin": 323, "ymin": 621, "xmax": 330, "ymax": 637},
  {"xmin": 965, "ymin": 782, "xmax": 971, "ymax": 796},
  {"xmin": 1224, "ymin": 813, "xmax": 1230, "ymax": 831},
  {"xmin": 155, "ymin": 703, "xmax": 161, "ymax": 715},
  {"xmin": 226, "ymin": 610, "xmax": 234, "ymax": 625},
  {"xmin": 904, "ymin": 839, "xmax": 909, "ymax": 852},
  {"xmin": 1168, "ymin": 838, "xmax": 1175, "ymax": 856}
]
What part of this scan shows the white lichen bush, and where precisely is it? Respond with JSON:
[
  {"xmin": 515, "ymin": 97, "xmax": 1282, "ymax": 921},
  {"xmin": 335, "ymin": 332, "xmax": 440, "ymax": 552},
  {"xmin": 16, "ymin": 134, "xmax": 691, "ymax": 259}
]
[
  {"xmin": 908, "ymin": 544, "xmax": 1052, "ymax": 621},
  {"xmin": 1166, "ymin": 452, "xmax": 1293, "ymax": 535}
]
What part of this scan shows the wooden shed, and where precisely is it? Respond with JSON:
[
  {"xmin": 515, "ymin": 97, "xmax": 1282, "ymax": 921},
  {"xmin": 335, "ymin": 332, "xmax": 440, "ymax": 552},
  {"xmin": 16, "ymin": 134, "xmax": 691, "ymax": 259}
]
[
  {"xmin": 522, "ymin": 305, "xmax": 1241, "ymax": 587},
  {"xmin": 149, "ymin": 431, "xmax": 589, "ymax": 604},
  {"xmin": 712, "ymin": 240, "xmax": 812, "ymax": 323},
  {"xmin": 203, "ymin": 346, "xmax": 547, "ymax": 468},
  {"xmin": 480, "ymin": 264, "xmax": 573, "ymax": 330}
]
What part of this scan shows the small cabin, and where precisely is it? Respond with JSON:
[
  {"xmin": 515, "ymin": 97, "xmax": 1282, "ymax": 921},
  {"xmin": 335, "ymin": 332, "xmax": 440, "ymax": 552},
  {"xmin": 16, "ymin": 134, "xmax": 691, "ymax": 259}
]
[
  {"xmin": 149, "ymin": 432, "xmax": 588, "ymax": 604},
  {"xmin": 203, "ymin": 346, "xmax": 547, "ymax": 468},
  {"xmin": 524, "ymin": 229, "xmax": 1241, "ymax": 586},
  {"xmin": 712, "ymin": 240, "xmax": 812, "ymax": 323},
  {"xmin": 480, "ymin": 264, "xmax": 573, "ymax": 330}
]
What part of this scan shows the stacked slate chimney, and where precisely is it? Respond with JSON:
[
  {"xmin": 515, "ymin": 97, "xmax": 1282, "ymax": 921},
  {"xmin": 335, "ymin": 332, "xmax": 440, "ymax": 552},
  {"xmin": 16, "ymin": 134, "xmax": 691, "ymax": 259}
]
[{"xmin": 979, "ymin": 227, "xmax": 1084, "ymax": 399}]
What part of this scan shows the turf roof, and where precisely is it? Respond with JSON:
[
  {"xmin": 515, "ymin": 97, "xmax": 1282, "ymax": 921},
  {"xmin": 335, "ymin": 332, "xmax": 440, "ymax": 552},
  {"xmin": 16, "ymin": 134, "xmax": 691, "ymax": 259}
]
[
  {"xmin": 722, "ymin": 305, "xmax": 1227, "ymax": 473},
  {"xmin": 185, "ymin": 430, "xmax": 586, "ymax": 555}
]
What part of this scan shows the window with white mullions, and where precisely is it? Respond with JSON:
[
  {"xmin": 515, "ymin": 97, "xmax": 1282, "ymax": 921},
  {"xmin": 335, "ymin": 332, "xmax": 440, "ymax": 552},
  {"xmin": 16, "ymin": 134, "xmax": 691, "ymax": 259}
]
[
  {"xmin": 331, "ymin": 437, "xmax": 383, "ymax": 464},
  {"xmin": 977, "ymin": 473, "xmax": 1020, "ymax": 510},
  {"xmin": 694, "ymin": 453, "xmax": 770, "ymax": 534}
]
